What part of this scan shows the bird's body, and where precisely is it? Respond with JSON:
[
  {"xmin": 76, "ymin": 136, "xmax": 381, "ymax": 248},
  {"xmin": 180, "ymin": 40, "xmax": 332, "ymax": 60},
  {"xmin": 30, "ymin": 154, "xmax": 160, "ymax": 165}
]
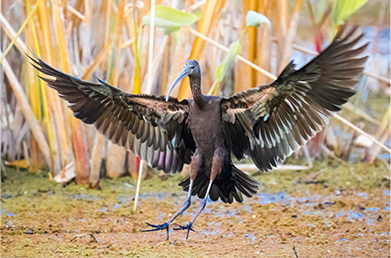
[
  {"xmin": 188, "ymin": 96, "xmax": 224, "ymax": 164},
  {"xmin": 29, "ymin": 26, "xmax": 367, "ymax": 240}
]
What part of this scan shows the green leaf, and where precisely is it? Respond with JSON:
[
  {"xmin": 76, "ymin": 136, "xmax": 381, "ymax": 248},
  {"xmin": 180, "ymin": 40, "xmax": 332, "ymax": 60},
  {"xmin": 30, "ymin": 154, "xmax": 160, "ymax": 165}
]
[
  {"xmin": 245, "ymin": 10, "xmax": 271, "ymax": 28},
  {"xmin": 142, "ymin": 5, "xmax": 199, "ymax": 34},
  {"xmin": 332, "ymin": 0, "xmax": 368, "ymax": 26},
  {"xmin": 216, "ymin": 42, "xmax": 241, "ymax": 82}
]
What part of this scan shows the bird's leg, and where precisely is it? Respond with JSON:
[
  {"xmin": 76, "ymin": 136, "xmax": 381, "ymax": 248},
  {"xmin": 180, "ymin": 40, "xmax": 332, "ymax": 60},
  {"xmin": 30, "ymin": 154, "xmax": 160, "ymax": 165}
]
[
  {"xmin": 174, "ymin": 179, "xmax": 213, "ymax": 239},
  {"xmin": 174, "ymin": 148, "xmax": 224, "ymax": 239},
  {"xmin": 140, "ymin": 180, "xmax": 193, "ymax": 240},
  {"xmin": 141, "ymin": 150, "xmax": 200, "ymax": 240}
]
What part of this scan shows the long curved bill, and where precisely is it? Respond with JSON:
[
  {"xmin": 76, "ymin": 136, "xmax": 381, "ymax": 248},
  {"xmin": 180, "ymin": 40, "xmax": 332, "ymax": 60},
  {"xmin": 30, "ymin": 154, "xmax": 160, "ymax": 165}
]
[{"xmin": 165, "ymin": 67, "xmax": 190, "ymax": 101}]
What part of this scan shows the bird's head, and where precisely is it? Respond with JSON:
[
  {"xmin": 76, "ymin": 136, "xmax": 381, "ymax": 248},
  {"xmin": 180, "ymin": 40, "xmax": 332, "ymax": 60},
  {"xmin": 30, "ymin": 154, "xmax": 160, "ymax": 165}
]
[{"xmin": 165, "ymin": 59, "xmax": 200, "ymax": 101}]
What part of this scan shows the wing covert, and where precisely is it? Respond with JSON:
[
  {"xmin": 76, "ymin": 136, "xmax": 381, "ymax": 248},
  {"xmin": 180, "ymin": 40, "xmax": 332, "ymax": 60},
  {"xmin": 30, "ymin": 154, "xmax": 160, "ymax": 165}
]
[{"xmin": 29, "ymin": 54, "xmax": 195, "ymax": 174}]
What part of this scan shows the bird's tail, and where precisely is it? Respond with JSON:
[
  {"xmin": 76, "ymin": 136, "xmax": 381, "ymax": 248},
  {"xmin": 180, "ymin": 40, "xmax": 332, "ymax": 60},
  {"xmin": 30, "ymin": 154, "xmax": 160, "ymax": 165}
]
[{"xmin": 179, "ymin": 164, "xmax": 259, "ymax": 204}]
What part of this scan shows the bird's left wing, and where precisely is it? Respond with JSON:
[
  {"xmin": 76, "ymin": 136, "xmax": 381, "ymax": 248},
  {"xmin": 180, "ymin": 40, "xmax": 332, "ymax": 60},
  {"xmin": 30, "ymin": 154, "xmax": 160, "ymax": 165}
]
[
  {"xmin": 29, "ymin": 55, "xmax": 195, "ymax": 174},
  {"xmin": 221, "ymin": 26, "xmax": 368, "ymax": 172}
]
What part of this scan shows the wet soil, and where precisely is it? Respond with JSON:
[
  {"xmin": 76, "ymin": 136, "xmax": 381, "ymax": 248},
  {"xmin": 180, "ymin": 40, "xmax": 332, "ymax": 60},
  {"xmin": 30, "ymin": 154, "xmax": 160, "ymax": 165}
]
[{"xmin": 1, "ymin": 159, "xmax": 390, "ymax": 257}]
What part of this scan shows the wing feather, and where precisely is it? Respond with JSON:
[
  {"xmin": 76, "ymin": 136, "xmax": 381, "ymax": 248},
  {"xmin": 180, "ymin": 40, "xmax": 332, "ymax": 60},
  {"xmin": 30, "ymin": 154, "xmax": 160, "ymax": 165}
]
[
  {"xmin": 29, "ymin": 54, "xmax": 195, "ymax": 174},
  {"xmin": 222, "ymin": 25, "xmax": 368, "ymax": 172}
]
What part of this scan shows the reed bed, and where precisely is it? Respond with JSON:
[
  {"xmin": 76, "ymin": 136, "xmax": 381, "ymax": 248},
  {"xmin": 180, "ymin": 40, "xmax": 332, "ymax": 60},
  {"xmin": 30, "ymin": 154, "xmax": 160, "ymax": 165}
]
[{"xmin": 1, "ymin": 0, "xmax": 390, "ymax": 193}]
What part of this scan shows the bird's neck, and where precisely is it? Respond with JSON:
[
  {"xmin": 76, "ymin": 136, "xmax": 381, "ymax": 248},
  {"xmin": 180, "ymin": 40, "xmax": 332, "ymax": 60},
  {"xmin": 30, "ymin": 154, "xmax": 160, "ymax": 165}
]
[{"xmin": 190, "ymin": 75, "xmax": 206, "ymax": 108}]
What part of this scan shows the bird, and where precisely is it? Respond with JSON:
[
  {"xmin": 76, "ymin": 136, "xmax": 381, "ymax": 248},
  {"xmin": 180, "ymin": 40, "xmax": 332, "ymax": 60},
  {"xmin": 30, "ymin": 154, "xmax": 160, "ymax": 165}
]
[{"xmin": 29, "ymin": 25, "xmax": 367, "ymax": 240}]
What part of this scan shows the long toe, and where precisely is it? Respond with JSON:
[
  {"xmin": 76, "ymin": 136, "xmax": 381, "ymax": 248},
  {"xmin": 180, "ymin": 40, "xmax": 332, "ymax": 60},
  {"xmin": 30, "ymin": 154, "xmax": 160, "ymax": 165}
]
[
  {"xmin": 140, "ymin": 222, "xmax": 171, "ymax": 240},
  {"xmin": 173, "ymin": 222, "xmax": 194, "ymax": 239},
  {"xmin": 140, "ymin": 222, "xmax": 167, "ymax": 231}
]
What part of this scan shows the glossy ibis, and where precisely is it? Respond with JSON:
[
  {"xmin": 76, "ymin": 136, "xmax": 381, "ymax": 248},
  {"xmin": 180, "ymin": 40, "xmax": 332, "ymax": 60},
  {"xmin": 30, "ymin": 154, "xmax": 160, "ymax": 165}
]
[{"xmin": 29, "ymin": 26, "xmax": 367, "ymax": 240}]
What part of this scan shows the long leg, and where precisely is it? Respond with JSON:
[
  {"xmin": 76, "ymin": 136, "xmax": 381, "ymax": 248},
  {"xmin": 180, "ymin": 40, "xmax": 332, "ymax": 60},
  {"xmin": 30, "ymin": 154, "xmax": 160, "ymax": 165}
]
[
  {"xmin": 174, "ymin": 179, "xmax": 213, "ymax": 239},
  {"xmin": 140, "ymin": 150, "xmax": 201, "ymax": 240},
  {"xmin": 174, "ymin": 147, "xmax": 225, "ymax": 239}
]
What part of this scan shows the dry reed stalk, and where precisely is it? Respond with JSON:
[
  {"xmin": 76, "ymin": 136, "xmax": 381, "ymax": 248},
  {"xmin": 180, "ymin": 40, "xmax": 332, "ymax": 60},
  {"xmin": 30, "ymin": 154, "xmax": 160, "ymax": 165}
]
[
  {"xmin": 81, "ymin": 43, "xmax": 112, "ymax": 80},
  {"xmin": 334, "ymin": 114, "xmax": 391, "ymax": 153},
  {"xmin": 364, "ymin": 106, "xmax": 390, "ymax": 163},
  {"xmin": 0, "ymin": 14, "xmax": 27, "ymax": 54},
  {"xmin": 0, "ymin": 0, "xmax": 44, "ymax": 62},
  {"xmin": 371, "ymin": 0, "xmax": 388, "ymax": 55},
  {"xmin": 160, "ymin": 35, "xmax": 171, "ymax": 94},
  {"xmin": 245, "ymin": 0, "xmax": 259, "ymax": 89},
  {"xmin": 53, "ymin": 0, "xmax": 91, "ymax": 183},
  {"xmin": 306, "ymin": 0, "xmax": 323, "ymax": 51},
  {"xmin": 66, "ymin": 4, "xmax": 85, "ymax": 20},
  {"xmin": 1, "ymin": 51, "xmax": 52, "ymax": 168},
  {"xmin": 37, "ymin": 0, "xmax": 72, "ymax": 174},
  {"xmin": 111, "ymin": 0, "xmax": 126, "ymax": 87},
  {"xmin": 125, "ymin": 3, "xmax": 142, "ymax": 94},
  {"xmin": 104, "ymin": 0, "xmax": 114, "ymax": 47},
  {"xmin": 26, "ymin": 1, "xmax": 43, "ymax": 122},
  {"xmin": 89, "ymin": 134, "xmax": 105, "ymax": 189},
  {"xmin": 166, "ymin": 28, "xmax": 190, "ymax": 98},
  {"xmin": 134, "ymin": 0, "xmax": 157, "ymax": 212},
  {"xmin": 280, "ymin": 0, "xmax": 303, "ymax": 68},
  {"xmin": 256, "ymin": 0, "xmax": 272, "ymax": 85},
  {"xmin": 177, "ymin": 0, "xmax": 227, "ymax": 99},
  {"xmin": 106, "ymin": 0, "xmax": 128, "ymax": 178},
  {"xmin": 344, "ymin": 102, "xmax": 381, "ymax": 126},
  {"xmin": 123, "ymin": 2, "xmax": 143, "ymax": 182},
  {"xmin": 275, "ymin": 0, "xmax": 288, "ymax": 74}
]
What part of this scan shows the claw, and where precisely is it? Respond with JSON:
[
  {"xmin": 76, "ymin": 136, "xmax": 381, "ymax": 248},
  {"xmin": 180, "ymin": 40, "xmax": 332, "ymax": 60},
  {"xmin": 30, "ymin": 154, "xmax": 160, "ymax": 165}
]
[
  {"xmin": 173, "ymin": 222, "xmax": 194, "ymax": 239},
  {"xmin": 140, "ymin": 222, "xmax": 170, "ymax": 240}
]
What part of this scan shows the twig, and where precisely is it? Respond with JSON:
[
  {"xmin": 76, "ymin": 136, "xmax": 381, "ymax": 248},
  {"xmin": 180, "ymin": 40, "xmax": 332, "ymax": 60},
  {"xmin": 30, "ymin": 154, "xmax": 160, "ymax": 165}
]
[
  {"xmin": 293, "ymin": 245, "xmax": 299, "ymax": 258},
  {"xmin": 71, "ymin": 233, "xmax": 88, "ymax": 242},
  {"xmin": 121, "ymin": 38, "xmax": 135, "ymax": 49},
  {"xmin": 70, "ymin": 233, "xmax": 98, "ymax": 243},
  {"xmin": 134, "ymin": 0, "xmax": 156, "ymax": 212},
  {"xmin": 66, "ymin": 4, "xmax": 85, "ymax": 20},
  {"xmin": 110, "ymin": 220, "xmax": 119, "ymax": 232}
]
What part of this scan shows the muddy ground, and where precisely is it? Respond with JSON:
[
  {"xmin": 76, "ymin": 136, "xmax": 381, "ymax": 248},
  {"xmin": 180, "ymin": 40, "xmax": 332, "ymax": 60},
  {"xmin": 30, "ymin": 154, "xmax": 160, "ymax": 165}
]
[{"xmin": 1, "ymin": 158, "xmax": 390, "ymax": 258}]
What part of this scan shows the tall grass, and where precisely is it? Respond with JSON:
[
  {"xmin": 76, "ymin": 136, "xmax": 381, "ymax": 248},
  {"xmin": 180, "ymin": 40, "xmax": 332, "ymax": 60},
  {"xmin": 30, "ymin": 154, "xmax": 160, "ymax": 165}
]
[{"xmin": 1, "ymin": 0, "xmax": 390, "ymax": 188}]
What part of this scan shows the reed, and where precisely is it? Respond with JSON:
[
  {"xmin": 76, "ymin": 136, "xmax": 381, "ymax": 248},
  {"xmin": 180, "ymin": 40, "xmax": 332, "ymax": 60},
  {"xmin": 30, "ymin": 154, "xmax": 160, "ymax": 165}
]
[{"xmin": 1, "ymin": 0, "xmax": 389, "ymax": 192}]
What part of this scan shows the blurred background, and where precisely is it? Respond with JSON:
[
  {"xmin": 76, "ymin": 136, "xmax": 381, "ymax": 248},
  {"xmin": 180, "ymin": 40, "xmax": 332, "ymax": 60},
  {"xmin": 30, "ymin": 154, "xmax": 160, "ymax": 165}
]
[{"xmin": 1, "ymin": 0, "xmax": 390, "ymax": 256}]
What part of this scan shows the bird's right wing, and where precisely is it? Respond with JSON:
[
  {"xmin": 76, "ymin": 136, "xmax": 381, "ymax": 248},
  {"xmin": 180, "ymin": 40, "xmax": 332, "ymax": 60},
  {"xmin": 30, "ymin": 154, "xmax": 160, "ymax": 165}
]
[
  {"xmin": 29, "ymin": 55, "xmax": 196, "ymax": 174},
  {"xmin": 221, "ymin": 26, "xmax": 368, "ymax": 171}
]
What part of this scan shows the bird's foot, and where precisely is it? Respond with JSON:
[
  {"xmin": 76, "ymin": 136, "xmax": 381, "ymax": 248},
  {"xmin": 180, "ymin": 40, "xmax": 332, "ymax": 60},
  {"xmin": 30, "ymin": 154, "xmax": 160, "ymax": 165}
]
[
  {"xmin": 173, "ymin": 222, "xmax": 194, "ymax": 239},
  {"xmin": 140, "ymin": 222, "xmax": 170, "ymax": 240}
]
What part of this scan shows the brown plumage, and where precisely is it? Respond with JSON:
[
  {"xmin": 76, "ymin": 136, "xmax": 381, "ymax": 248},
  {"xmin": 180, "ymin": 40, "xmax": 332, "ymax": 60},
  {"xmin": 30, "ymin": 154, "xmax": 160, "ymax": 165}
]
[{"xmin": 29, "ymin": 25, "xmax": 367, "ymax": 240}]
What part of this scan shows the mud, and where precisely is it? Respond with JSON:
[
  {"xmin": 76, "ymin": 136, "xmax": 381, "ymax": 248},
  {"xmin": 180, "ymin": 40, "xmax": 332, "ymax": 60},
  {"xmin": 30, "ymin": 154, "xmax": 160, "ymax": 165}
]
[{"xmin": 1, "ymin": 159, "xmax": 390, "ymax": 257}]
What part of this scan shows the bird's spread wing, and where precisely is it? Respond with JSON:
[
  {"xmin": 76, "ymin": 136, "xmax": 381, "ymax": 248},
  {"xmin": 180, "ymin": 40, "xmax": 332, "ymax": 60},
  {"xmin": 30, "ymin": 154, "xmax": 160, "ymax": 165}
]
[
  {"xmin": 221, "ymin": 26, "xmax": 368, "ymax": 172},
  {"xmin": 29, "ymin": 55, "xmax": 195, "ymax": 174}
]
